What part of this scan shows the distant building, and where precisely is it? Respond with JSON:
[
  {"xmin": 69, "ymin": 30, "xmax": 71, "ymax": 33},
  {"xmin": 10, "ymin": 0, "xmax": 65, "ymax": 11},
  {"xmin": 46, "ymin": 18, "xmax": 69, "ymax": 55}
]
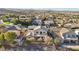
[
  {"xmin": 19, "ymin": 15, "xmax": 28, "ymax": 20},
  {"xmin": 44, "ymin": 20, "xmax": 54, "ymax": 25},
  {"xmin": 32, "ymin": 19, "xmax": 42, "ymax": 25},
  {"xmin": 64, "ymin": 23, "xmax": 79, "ymax": 28},
  {"xmin": 64, "ymin": 23, "xmax": 72, "ymax": 28},
  {"xmin": 43, "ymin": 20, "xmax": 54, "ymax": 28}
]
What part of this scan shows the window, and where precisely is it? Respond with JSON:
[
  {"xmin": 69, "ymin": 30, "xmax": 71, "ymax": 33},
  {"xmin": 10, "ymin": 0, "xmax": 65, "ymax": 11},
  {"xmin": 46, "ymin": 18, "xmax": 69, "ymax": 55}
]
[
  {"xmin": 43, "ymin": 32, "xmax": 45, "ymax": 33},
  {"xmin": 36, "ymin": 32, "xmax": 38, "ymax": 34},
  {"xmin": 34, "ymin": 34, "xmax": 36, "ymax": 35},
  {"xmin": 66, "ymin": 34, "xmax": 71, "ymax": 38},
  {"xmin": 41, "ymin": 37, "xmax": 43, "ymax": 39},
  {"xmin": 21, "ymin": 16, "xmax": 26, "ymax": 18},
  {"xmin": 40, "ymin": 31, "xmax": 42, "ymax": 34},
  {"xmin": 72, "ymin": 35, "xmax": 76, "ymax": 38},
  {"xmin": 71, "ymin": 40, "xmax": 76, "ymax": 44},
  {"xmin": 64, "ymin": 40, "xmax": 69, "ymax": 43}
]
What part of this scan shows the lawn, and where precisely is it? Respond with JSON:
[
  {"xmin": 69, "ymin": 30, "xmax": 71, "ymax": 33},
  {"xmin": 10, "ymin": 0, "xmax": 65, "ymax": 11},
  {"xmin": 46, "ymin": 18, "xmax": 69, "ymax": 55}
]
[{"xmin": 3, "ymin": 22, "xmax": 14, "ymax": 25}]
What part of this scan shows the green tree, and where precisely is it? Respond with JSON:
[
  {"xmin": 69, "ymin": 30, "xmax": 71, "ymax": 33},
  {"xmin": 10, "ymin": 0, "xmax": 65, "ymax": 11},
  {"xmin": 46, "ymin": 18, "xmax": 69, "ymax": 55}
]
[
  {"xmin": 25, "ymin": 40, "xmax": 32, "ymax": 45},
  {"xmin": 53, "ymin": 38, "xmax": 61, "ymax": 50},
  {"xmin": 0, "ymin": 33, "xmax": 6, "ymax": 49},
  {"xmin": 11, "ymin": 18, "xmax": 18, "ymax": 24},
  {"xmin": 0, "ymin": 33, "xmax": 5, "ymax": 43},
  {"xmin": 1, "ymin": 15, "xmax": 9, "ymax": 22},
  {"xmin": 0, "ymin": 24, "xmax": 6, "ymax": 34},
  {"xmin": 4, "ymin": 32, "xmax": 16, "ymax": 43},
  {"xmin": 53, "ymin": 38, "xmax": 61, "ymax": 45}
]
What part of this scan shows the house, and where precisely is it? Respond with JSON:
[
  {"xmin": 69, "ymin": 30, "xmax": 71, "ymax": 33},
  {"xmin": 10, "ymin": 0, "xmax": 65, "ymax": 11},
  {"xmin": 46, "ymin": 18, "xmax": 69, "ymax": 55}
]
[
  {"xmin": 64, "ymin": 23, "xmax": 72, "ymax": 28},
  {"xmin": 71, "ymin": 27, "xmax": 79, "ymax": 35},
  {"xmin": 6, "ymin": 25, "xmax": 23, "ymax": 36},
  {"xmin": 26, "ymin": 26, "xmax": 53, "ymax": 42},
  {"xmin": 6, "ymin": 18, "xmax": 14, "ymax": 22},
  {"xmin": 32, "ymin": 19, "xmax": 42, "ymax": 25},
  {"xmin": 28, "ymin": 25, "xmax": 38, "ymax": 30},
  {"xmin": 62, "ymin": 31, "xmax": 78, "ymax": 44},
  {"xmin": 43, "ymin": 20, "xmax": 54, "ymax": 28},
  {"xmin": 26, "ymin": 26, "xmax": 48, "ymax": 39},
  {"xmin": 74, "ymin": 29, "xmax": 79, "ymax": 35},
  {"xmin": 19, "ymin": 15, "xmax": 28, "ymax": 20},
  {"xmin": 64, "ymin": 23, "xmax": 79, "ymax": 28},
  {"xmin": 71, "ymin": 27, "xmax": 79, "ymax": 40},
  {"xmin": 33, "ymin": 26, "xmax": 48, "ymax": 38},
  {"xmin": 6, "ymin": 25, "xmax": 22, "ymax": 31},
  {"xmin": 49, "ymin": 27, "xmax": 69, "ymax": 39}
]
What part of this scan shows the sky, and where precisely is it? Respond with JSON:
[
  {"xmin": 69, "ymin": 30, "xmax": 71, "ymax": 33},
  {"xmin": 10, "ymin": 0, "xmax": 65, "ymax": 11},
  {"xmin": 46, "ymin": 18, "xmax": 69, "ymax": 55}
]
[
  {"xmin": 50, "ymin": 8, "xmax": 79, "ymax": 11},
  {"xmin": 27, "ymin": 8, "xmax": 79, "ymax": 11},
  {"xmin": 0, "ymin": 0, "xmax": 79, "ymax": 10}
]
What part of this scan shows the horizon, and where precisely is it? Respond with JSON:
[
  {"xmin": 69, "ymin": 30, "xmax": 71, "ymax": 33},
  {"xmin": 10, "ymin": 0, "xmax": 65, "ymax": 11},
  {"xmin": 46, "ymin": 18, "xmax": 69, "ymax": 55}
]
[{"xmin": 5, "ymin": 8, "xmax": 79, "ymax": 11}]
